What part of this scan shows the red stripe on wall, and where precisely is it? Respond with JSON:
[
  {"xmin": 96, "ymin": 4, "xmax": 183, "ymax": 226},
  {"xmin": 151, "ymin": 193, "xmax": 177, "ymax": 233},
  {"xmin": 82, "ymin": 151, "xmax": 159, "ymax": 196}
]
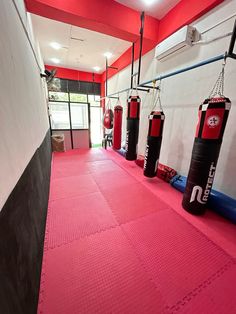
[
  {"xmin": 158, "ymin": 0, "xmax": 224, "ymax": 42},
  {"xmin": 27, "ymin": 0, "xmax": 225, "ymax": 86},
  {"xmin": 102, "ymin": 0, "xmax": 224, "ymax": 82},
  {"xmin": 45, "ymin": 65, "xmax": 102, "ymax": 83}
]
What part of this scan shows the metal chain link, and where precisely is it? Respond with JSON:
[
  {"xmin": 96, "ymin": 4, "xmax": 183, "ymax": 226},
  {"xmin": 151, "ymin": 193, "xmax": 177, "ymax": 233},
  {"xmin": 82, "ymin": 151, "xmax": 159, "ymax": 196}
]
[
  {"xmin": 152, "ymin": 79, "xmax": 163, "ymax": 111},
  {"xmin": 129, "ymin": 75, "xmax": 139, "ymax": 97},
  {"xmin": 209, "ymin": 58, "xmax": 226, "ymax": 98}
]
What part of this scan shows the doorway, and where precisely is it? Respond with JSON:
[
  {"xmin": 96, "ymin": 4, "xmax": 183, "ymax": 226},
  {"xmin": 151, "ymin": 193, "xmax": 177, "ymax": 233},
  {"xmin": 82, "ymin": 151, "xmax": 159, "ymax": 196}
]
[
  {"xmin": 49, "ymin": 92, "xmax": 103, "ymax": 149},
  {"xmin": 88, "ymin": 95, "xmax": 103, "ymax": 147}
]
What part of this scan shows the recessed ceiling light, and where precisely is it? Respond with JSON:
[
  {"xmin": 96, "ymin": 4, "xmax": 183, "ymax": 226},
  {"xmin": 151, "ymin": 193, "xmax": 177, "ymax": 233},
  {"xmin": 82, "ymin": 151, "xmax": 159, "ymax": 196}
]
[
  {"xmin": 50, "ymin": 58, "xmax": 60, "ymax": 64},
  {"xmin": 142, "ymin": 0, "xmax": 157, "ymax": 6},
  {"xmin": 50, "ymin": 42, "xmax": 61, "ymax": 50},
  {"xmin": 93, "ymin": 66, "xmax": 101, "ymax": 72},
  {"xmin": 104, "ymin": 52, "xmax": 113, "ymax": 59}
]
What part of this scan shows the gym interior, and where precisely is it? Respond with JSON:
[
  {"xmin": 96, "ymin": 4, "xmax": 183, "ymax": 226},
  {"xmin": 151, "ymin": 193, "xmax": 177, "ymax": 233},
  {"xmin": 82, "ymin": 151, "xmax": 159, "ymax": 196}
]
[{"xmin": 1, "ymin": 0, "xmax": 236, "ymax": 313}]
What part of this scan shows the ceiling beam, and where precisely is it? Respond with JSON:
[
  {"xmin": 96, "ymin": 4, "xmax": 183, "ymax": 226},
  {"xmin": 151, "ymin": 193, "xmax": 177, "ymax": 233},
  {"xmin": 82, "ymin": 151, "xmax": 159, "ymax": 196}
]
[{"xmin": 25, "ymin": 0, "xmax": 159, "ymax": 45}]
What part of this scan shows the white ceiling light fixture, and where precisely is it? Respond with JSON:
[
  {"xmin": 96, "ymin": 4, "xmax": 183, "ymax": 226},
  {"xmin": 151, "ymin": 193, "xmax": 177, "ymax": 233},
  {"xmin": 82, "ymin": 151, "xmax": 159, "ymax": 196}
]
[
  {"xmin": 103, "ymin": 52, "xmax": 113, "ymax": 59},
  {"xmin": 50, "ymin": 57, "xmax": 60, "ymax": 64},
  {"xmin": 142, "ymin": 0, "xmax": 158, "ymax": 6},
  {"xmin": 93, "ymin": 66, "xmax": 101, "ymax": 72},
  {"xmin": 50, "ymin": 42, "xmax": 61, "ymax": 50}
]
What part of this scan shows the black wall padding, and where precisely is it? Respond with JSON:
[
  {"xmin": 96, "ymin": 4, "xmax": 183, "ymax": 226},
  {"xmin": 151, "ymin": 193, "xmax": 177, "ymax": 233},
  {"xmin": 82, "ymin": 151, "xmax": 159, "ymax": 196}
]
[{"xmin": 0, "ymin": 130, "xmax": 51, "ymax": 314}]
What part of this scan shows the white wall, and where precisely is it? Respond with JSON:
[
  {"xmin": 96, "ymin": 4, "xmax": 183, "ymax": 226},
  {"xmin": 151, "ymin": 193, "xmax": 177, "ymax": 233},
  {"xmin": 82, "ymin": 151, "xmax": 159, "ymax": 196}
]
[
  {"xmin": 107, "ymin": 0, "xmax": 236, "ymax": 198},
  {"xmin": 0, "ymin": 0, "xmax": 49, "ymax": 210}
]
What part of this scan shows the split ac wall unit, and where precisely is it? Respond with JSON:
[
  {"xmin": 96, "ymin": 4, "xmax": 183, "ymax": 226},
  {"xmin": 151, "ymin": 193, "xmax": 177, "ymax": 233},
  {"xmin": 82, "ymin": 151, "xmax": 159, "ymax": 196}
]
[{"xmin": 155, "ymin": 25, "xmax": 196, "ymax": 61}]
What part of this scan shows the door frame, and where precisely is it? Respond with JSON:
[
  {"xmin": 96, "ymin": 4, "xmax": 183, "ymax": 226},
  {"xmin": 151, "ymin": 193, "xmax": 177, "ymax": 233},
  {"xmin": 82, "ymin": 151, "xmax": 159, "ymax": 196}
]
[{"xmin": 48, "ymin": 92, "xmax": 92, "ymax": 149}]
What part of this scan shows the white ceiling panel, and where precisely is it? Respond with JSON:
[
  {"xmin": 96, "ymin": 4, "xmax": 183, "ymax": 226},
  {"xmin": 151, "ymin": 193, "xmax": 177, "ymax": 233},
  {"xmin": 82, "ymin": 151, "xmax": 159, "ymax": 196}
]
[{"xmin": 31, "ymin": 14, "xmax": 131, "ymax": 73}]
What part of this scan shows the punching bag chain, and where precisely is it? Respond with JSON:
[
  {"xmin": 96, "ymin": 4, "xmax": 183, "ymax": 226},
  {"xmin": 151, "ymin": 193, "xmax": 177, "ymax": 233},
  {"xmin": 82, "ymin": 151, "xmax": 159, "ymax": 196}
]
[
  {"xmin": 130, "ymin": 75, "xmax": 139, "ymax": 97},
  {"xmin": 152, "ymin": 80, "xmax": 163, "ymax": 111},
  {"xmin": 209, "ymin": 58, "xmax": 226, "ymax": 98}
]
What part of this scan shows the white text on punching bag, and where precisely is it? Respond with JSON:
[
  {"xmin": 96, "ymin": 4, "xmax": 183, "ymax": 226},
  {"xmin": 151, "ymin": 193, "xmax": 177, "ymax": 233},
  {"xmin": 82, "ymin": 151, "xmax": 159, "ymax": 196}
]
[
  {"xmin": 190, "ymin": 163, "xmax": 216, "ymax": 204},
  {"xmin": 144, "ymin": 144, "xmax": 149, "ymax": 170}
]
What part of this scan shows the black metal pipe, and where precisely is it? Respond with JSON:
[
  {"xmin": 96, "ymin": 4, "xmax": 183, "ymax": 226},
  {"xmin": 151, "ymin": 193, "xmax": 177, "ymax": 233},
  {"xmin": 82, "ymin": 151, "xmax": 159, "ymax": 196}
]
[
  {"xmin": 145, "ymin": 85, "xmax": 159, "ymax": 89},
  {"xmin": 68, "ymin": 95, "xmax": 74, "ymax": 149},
  {"xmin": 138, "ymin": 12, "xmax": 145, "ymax": 85},
  {"xmin": 88, "ymin": 103, "xmax": 92, "ymax": 148},
  {"xmin": 137, "ymin": 88, "xmax": 149, "ymax": 92},
  {"xmin": 131, "ymin": 42, "xmax": 135, "ymax": 89},
  {"xmin": 131, "ymin": 72, "xmax": 138, "ymax": 77},
  {"xmin": 108, "ymin": 66, "xmax": 118, "ymax": 70},
  {"xmin": 228, "ymin": 19, "xmax": 236, "ymax": 59},
  {"xmin": 105, "ymin": 57, "xmax": 108, "ymax": 97}
]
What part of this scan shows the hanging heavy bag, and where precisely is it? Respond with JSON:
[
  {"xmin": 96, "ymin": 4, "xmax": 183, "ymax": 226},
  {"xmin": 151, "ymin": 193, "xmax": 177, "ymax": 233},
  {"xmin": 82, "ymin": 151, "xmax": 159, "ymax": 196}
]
[
  {"xmin": 113, "ymin": 104, "xmax": 123, "ymax": 150},
  {"xmin": 125, "ymin": 95, "xmax": 141, "ymax": 160},
  {"xmin": 144, "ymin": 82, "xmax": 165, "ymax": 178},
  {"xmin": 144, "ymin": 111, "xmax": 165, "ymax": 177},
  {"xmin": 103, "ymin": 108, "xmax": 113, "ymax": 129},
  {"xmin": 182, "ymin": 62, "xmax": 231, "ymax": 215}
]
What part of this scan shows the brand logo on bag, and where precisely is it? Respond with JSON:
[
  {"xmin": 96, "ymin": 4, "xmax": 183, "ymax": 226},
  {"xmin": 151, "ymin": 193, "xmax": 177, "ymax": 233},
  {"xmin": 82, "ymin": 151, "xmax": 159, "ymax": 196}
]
[
  {"xmin": 125, "ymin": 131, "xmax": 129, "ymax": 151},
  {"xmin": 207, "ymin": 115, "xmax": 220, "ymax": 128},
  {"xmin": 144, "ymin": 144, "xmax": 149, "ymax": 170},
  {"xmin": 190, "ymin": 163, "xmax": 216, "ymax": 204}
]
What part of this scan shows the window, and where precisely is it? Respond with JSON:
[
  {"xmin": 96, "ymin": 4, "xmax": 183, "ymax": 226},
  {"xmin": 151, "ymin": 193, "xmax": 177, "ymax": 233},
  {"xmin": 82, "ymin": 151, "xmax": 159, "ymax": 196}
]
[
  {"xmin": 70, "ymin": 93, "xmax": 87, "ymax": 103},
  {"xmin": 49, "ymin": 102, "xmax": 70, "ymax": 129},
  {"xmin": 49, "ymin": 92, "xmax": 69, "ymax": 102},
  {"xmin": 88, "ymin": 95, "xmax": 101, "ymax": 107},
  {"xmin": 70, "ymin": 103, "xmax": 88, "ymax": 129}
]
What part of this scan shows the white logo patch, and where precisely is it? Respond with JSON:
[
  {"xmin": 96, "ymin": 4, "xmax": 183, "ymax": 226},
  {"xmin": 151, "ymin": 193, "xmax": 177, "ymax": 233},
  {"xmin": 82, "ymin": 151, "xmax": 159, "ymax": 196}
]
[{"xmin": 207, "ymin": 115, "xmax": 220, "ymax": 128}]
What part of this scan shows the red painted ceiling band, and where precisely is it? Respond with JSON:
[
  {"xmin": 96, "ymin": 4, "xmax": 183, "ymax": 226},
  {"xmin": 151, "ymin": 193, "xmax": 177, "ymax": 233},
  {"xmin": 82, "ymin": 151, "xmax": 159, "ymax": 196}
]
[
  {"xmin": 25, "ymin": 0, "xmax": 159, "ymax": 44},
  {"xmin": 26, "ymin": 0, "xmax": 225, "ymax": 83},
  {"xmin": 45, "ymin": 65, "xmax": 102, "ymax": 83}
]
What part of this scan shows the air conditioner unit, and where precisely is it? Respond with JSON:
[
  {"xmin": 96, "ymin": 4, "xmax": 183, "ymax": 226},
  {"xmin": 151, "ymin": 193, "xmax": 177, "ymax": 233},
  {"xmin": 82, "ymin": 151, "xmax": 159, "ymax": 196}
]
[{"xmin": 155, "ymin": 25, "xmax": 196, "ymax": 62}]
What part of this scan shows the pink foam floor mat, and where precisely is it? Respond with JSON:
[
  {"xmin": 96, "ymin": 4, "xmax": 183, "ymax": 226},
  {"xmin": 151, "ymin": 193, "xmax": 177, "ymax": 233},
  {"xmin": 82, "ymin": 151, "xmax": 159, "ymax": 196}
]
[
  {"xmin": 38, "ymin": 148, "xmax": 236, "ymax": 314},
  {"xmin": 38, "ymin": 227, "xmax": 167, "ymax": 314},
  {"xmin": 46, "ymin": 192, "xmax": 118, "ymax": 250}
]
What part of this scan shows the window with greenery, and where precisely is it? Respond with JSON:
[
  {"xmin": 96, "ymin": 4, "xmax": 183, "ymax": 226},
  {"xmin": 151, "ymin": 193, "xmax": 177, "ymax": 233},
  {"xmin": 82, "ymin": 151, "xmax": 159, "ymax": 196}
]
[
  {"xmin": 49, "ymin": 92, "xmax": 69, "ymax": 102},
  {"xmin": 69, "ymin": 93, "xmax": 87, "ymax": 103}
]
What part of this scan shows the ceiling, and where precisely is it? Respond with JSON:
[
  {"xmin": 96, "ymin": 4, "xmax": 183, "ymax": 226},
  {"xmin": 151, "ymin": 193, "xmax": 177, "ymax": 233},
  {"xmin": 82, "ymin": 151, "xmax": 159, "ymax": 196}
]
[
  {"xmin": 31, "ymin": 14, "xmax": 131, "ymax": 73},
  {"xmin": 115, "ymin": 0, "xmax": 181, "ymax": 19}
]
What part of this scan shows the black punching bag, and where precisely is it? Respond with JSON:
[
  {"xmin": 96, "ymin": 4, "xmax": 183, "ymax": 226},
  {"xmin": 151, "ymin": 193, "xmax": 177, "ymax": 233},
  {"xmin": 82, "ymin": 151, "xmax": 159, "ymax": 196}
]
[
  {"xmin": 144, "ymin": 111, "xmax": 165, "ymax": 177},
  {"xmin": 125, "ymin": 95, "xmax": 140, "ymax": 161},
  {"xmin": 182, "ymin": 97, "xmax": 231, "ymax": 215}
]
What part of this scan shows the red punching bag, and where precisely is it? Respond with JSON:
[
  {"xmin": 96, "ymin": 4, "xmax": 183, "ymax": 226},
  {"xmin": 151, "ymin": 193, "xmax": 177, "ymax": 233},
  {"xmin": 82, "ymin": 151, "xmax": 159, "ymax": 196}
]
[
  {"xmin": 113, "ymin": 105, "xmax": 123, "ymax": 150},
  {"xmin": 103, "ymin": 108, "xmax": 113, "ymax": 129},
  {"xmin": 125, "ymin": 95, "xmax": 141, "ymax": 160}
]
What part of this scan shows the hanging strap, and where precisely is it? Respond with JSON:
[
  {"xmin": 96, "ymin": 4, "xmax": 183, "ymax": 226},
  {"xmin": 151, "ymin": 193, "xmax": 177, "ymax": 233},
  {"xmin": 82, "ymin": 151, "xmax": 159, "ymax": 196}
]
[{"xmin": 209, "ymin": 54, "xmax": 226, "ymax": 98}]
